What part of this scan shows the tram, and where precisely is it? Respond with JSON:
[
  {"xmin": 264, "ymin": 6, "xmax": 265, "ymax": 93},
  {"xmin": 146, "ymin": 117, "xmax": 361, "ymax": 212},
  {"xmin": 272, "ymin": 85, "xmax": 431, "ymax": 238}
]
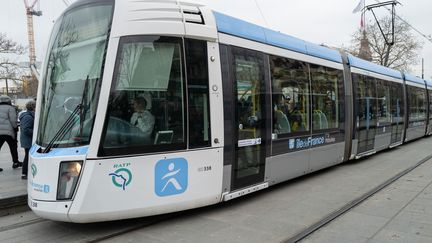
[{"xmin": 29, "ymin": 0, "xmax": 432, "ymax": 222}]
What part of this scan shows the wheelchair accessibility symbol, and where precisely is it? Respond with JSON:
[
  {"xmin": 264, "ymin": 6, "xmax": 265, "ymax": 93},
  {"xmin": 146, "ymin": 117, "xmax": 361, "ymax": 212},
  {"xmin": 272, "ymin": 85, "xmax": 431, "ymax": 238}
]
[{"xmin": 155, "ymin": 158, "xmax": 188, "ymax": 197}]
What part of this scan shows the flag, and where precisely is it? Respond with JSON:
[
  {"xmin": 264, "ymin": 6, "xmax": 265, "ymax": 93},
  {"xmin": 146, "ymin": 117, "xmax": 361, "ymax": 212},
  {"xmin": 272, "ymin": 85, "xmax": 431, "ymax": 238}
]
[{"xmin": 353, "ymin": 0, "xmax": 365, "ymax": 13}]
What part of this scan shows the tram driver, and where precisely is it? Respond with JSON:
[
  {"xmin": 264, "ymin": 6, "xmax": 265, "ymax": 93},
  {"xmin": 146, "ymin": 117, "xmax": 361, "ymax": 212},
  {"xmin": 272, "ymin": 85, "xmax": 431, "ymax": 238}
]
[{"xmin": 130, "ymin": 95, "xmax": 155, "ymax": 143}]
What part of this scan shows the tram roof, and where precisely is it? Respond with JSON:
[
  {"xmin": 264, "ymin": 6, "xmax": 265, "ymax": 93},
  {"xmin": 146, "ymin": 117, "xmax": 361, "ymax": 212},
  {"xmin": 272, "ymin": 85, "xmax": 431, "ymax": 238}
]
[
  {"xmin": 347, "ymin": 55, "xmax": 403, "ymax": 79},
  {"xmin": 404, "ymin": 73, "xmax": 426, "ymax": 85},
  {"xmin": 214, "ymin": 11, "xmax": 343, "ymax": 64}
]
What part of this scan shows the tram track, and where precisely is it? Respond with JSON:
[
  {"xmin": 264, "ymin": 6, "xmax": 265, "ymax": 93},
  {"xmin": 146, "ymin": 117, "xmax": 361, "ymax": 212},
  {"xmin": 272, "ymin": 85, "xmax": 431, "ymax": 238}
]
[
  {"xmin": 1, "ymin": 145, "xmax": 431, "ymax": 242},
  {"xmin": 283, "ymin": 152, "xmax": 432, "ymax": 243},
  {"xmin": 0, "ymin": 218, "xmax": 47, "ymax": 233},
  {"xmin": 84, "ymin": 214, "xmax": 176, "ymax": 243},
  {"xmin": 0, "ymin": 210, "xmax": 179, "ymax": 242},
  {"xmin": 85, "ymin": 151, "xmax": 432, "ymax": 242}
]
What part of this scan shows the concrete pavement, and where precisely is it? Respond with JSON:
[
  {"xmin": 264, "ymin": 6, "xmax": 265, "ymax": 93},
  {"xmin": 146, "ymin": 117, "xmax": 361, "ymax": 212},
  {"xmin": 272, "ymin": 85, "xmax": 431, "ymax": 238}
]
[
  {"xmin": 0, "ymin": 135, "xmax": 28, "ymax": 209},
  {"xmin": 0, "ymin": 137, "xmax": 431, "ymax": 242},
  {"xmin": 303, "ymin": 150, "xmax": 432, "ymax": 243},
  {"xmin": 101, "ymin": 137, "xmax": 432, "ymax": 243}
]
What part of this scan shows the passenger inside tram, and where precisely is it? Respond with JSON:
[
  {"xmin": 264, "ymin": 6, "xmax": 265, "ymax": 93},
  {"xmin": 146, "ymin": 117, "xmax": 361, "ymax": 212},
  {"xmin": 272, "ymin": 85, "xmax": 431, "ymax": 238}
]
[
  {"xmin": 130, "ymin": 95, "xmax": 155, "ymax": 143},
  {"xmin": 274, "ymin": 92, "xmax": 305, "ymax": 133},
  {"xmin": 274, "ymin": 95, "xmax": 291, "ymax": 134},
  {"xmin": 286, "ymin": 96, "xmax": 305, "ymax": 132}
]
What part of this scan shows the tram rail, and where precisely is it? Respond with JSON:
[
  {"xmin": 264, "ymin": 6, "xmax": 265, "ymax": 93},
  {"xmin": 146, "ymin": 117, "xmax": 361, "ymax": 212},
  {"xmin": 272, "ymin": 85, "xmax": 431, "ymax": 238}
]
[
  {"xmin": 0, "ymin": 218, "xmax": 46, "ymax": 233},
  {"xmin": 284, "ymin": 152, "xmax": 432, "ymax": 243},
  {"xmin": 0, "ymin": 144, "xmax": 431, "ymax": 242}
]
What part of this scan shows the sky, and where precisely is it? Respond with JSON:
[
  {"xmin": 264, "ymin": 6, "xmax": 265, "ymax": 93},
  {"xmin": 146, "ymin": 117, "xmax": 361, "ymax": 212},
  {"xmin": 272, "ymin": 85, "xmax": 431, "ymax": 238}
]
[{"xmin": 0, "ymin": 0, "xmax": 431, "ymax": 79}]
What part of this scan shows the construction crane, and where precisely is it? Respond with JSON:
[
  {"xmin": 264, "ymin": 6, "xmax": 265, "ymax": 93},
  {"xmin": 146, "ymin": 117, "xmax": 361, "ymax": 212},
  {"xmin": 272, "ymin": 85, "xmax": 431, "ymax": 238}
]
[
  {"xmin": 23, "ymin": 0, "xmax": 42, "ymax": 95},
  {"xmin": 24, "ymin": 0, "xmax": 42, "ymax": 67}
]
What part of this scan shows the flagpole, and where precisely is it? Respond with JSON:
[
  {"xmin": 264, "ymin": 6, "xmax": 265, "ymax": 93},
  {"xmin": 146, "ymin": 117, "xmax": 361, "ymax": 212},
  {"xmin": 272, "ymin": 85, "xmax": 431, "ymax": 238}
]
[
  {"xmin": 362, "ymin": 0, "xmax": 366, "ymax": 31},
  {"xmin": 364, "ymin": 0, "xmax": 366, "ymax": 29}
]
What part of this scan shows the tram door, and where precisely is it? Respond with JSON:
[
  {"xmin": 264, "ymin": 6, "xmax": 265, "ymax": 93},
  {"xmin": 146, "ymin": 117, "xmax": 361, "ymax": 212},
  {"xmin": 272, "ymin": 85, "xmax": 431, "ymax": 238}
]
[
  {"xmin": 356, "ymin": 77, "xmax": 377, "ymax": 154},
  {"xmin": 390, "ymin": 83, "xmax": 404, "ymax": 144},
  {"xmin": 231, "ymin": 48, "xmax": 267, "ymax": 190}
]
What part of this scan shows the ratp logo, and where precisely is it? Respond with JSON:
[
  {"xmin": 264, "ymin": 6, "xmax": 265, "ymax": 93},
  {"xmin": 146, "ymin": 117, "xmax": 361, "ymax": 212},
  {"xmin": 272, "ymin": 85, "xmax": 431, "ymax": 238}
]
[
  {"xmin": 109, "ymin": 168, "xmax": 132, "ymax": 191},
  {"xmin": 155, "ymin": 158, "xmax": 188, "ymax": 197}
]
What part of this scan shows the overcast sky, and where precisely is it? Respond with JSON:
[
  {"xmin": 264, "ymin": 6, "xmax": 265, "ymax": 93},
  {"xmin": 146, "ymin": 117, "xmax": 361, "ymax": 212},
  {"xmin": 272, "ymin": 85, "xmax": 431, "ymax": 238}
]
[{"xmin": 1, "ymin": 0, "xmax": 431, "ymax": 78}]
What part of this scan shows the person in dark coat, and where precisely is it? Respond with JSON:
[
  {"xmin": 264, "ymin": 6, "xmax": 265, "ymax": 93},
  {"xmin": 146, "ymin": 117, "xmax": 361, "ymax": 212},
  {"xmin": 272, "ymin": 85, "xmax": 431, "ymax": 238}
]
[
  {"xmin": 0, "ymin": 95, "xmax": 21, "ymax": 171},
  {"xmin": 19, "ymin": 100, "xmax": 36, "ymax": 179}
]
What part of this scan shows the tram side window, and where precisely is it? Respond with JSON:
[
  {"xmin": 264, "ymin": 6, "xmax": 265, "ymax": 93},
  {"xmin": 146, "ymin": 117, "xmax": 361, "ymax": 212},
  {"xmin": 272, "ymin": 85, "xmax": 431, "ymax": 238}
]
[
  {"xmin": 101, "ymin": 36, "xmax": 186, "ymax": 155},
  {"xmin": 310, "ymin": 64, "xmax": 342, "ymax": 130},
  {"xmin": 270, "ymin": 56, "xmax": 310, "ymax": 137},
  {"xmin": 429, "ymin": 91, "xmax": 432, "ymax": 123},
  {"xmin": 376, "ymin": 79, "xmax": 391, "ymax": 124},
  {"xmin": 389, "ymin": 82, "xmax": 404, "ymax": 123},
  {"xmin": 354, "ymin": 74, "xmax": 377, "ymax": 125},
  {"xmin": 185, "ymin": 39, "xmax": 211, "ymax": 148},
  {"xmin": 408, "ymin": 86, "xmax": 427, "ymax": 122}
]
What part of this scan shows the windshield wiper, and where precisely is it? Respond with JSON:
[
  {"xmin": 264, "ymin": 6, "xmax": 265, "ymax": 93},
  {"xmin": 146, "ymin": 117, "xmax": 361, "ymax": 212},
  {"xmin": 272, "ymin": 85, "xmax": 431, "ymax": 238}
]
[
  {"xmin": 42, "ymin": 104, "xmax": 82, "ymax": 153},
  {"xmin": 79, "ymin": 75, "xmax": 90, "ymax": 138},
  {"xmin": 42, "ymin": 75, "xmax": 92, "ymax": 153}
]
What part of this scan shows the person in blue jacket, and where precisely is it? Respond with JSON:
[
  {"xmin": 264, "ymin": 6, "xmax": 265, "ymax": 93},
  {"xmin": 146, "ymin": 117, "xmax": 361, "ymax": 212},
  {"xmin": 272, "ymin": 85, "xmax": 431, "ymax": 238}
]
[{"xmin": 19, "ymin": 100, "xmax": 35, "ymax": 179}]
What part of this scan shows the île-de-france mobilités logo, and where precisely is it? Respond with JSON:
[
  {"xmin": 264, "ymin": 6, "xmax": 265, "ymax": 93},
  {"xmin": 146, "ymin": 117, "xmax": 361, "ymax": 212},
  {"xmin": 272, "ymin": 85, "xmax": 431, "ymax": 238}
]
[
  {"xmin": 109, "ymin": 164, "xmax": 132, "ymax": 191},
  {"xmin": 155, "ymin": 158, "xmax": 188, "ymax": 197},
  {"xmin": 31, "ymin": 164, "xmax": 37, "ymax": 178}
]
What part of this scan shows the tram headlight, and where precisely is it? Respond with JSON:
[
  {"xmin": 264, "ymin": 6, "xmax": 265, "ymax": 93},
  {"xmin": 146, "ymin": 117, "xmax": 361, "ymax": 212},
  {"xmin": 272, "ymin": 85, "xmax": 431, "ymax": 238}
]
[{"xmin": 57, "ymin": 161, "xmax": 83, "ymax": 200}]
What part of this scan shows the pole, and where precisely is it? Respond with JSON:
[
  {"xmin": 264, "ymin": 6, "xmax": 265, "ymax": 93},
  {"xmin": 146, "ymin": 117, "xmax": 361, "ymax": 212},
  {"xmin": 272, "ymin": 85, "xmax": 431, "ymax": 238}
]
[
  {"xmin": 422, "ymin": 58, "xmax": 424, "ymax": 79},
  {"xmin": 5, "ymin": 78, "xmax": 9, "ymax": 96}
]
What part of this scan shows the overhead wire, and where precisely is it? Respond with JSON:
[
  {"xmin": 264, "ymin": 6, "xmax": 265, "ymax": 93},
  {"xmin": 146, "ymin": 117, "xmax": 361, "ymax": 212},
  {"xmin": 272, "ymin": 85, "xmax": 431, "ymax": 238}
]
[
  {"xmin": 374, "ymin": 0, "xmax": 432, "ymax": 44},
  {"xmin": 254, "ymin": 0, "xmax": 269, "ymax": 28}
]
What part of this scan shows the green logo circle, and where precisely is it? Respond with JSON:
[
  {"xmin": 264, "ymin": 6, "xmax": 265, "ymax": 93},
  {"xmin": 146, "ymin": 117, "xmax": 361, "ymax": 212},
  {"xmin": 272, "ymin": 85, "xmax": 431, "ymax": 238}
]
[
  {"xmin": 110, "ymin": 168, "xmax": 132, "ymax": 190},
  {"xmin": 31, "ymin": 164, "xmax": 37, "ymax": 178}
]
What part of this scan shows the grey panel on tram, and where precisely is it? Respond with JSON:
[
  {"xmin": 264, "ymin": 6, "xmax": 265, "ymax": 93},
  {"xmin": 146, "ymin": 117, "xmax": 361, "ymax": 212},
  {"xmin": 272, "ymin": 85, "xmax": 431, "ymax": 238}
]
[
  {"xmin": 265, "ymin": 150, "xmax": 309, "ymax": 186},
  {"xmin": 351, "ymin": 139, "xmax": 359, "ymax": 159},
  {"xmin": 222, "ymin": 165, "xmax": 232, "ymax": 193},
  {"xmin": 405, "ymin": 126, "xmax": 427, "ymax": 142},
  {"xmin": 374, "ymin": 132, "xmax": 391, "ymax": 152},
  {"xmin": 309, "ymin": 142, "xmax": 345, "ymax": 172}
]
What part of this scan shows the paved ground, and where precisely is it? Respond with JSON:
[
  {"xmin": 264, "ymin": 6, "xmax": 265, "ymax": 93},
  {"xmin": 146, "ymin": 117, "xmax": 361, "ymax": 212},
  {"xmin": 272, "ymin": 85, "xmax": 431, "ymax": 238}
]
[
  {"xmin": 303, "ymin": 152, "xmax": 432, "ymax": 243},
  {"xmin": 0, "ymin": 137, "xmax": 431, "ymax": 242},
  {"xmin": 0, "ymin": 134, "xmax": 28, "ymax": 200},
  {"xmin": 102, "ymin": 137, "xmax": 432, "ymax": 243}
]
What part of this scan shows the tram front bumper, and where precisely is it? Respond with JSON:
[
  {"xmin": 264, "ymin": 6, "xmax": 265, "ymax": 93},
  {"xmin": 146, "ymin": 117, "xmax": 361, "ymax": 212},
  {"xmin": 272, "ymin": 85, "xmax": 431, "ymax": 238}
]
[{"xmin": 28, "ymin": 196, "xmax": 73, "ymax": 222}]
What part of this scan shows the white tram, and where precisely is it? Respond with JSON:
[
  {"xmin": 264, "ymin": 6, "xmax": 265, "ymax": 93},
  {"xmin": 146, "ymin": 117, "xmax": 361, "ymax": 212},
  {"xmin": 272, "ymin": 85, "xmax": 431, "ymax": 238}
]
[{"xmin": 29, "ymin": 0, "xmax": 432, "ymax": 222}]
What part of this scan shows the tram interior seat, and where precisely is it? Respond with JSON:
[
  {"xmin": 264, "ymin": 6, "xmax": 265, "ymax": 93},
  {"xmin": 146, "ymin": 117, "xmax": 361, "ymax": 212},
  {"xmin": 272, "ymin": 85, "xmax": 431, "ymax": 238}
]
[
  {"xmin": 313, "ymin": 110, "xmax": 329, "ymax": 129},
  {"xmin": 290, "ymin": 110, "xmax": 306, "ymax": 131},
  {"xmin": 274, "ymin": 110, "xmax": 291, "ymax": 134}
]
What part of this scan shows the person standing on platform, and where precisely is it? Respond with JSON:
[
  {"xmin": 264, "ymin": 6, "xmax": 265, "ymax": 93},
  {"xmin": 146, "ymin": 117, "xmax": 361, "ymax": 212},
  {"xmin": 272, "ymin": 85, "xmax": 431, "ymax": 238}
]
[
  {"xmin": 19, "ymin": 100, "xmax": 36, "ymax": 180},
  {"xmin": 0, "ymin": 95, "xmax": 22, "ymax": 171}
]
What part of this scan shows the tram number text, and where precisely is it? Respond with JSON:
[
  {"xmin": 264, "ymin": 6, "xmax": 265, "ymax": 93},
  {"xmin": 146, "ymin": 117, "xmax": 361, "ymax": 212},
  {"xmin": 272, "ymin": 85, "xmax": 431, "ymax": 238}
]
[
  {"xmin": 198, "ymin": 166, "xmax": 212, "ymax": 172},
  {"xmin": 30, "ymin": 200, "xmax": 37, "ymax": 208}
]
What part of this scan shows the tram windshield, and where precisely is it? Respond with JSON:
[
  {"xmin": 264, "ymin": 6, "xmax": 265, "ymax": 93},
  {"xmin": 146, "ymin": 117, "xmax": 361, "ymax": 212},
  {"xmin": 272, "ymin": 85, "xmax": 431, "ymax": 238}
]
[{"xmin": 37, "ymin": 3, "xmax": 113, "ymax": 147}]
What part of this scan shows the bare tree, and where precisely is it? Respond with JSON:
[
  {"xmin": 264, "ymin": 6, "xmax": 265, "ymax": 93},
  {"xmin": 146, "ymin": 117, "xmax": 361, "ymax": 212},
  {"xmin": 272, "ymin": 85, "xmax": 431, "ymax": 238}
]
[
  {"xmin": 0, "ymin": 33, "xmax": 25, "ymax": 96},
  {"xmin": 349, "ymin": 16, "xmax": 422, "ymax": 72}
]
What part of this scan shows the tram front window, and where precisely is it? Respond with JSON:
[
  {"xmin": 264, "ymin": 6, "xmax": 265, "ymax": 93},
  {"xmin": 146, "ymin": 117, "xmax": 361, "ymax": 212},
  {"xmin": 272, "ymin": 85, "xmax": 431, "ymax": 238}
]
[
  {"xmin": 37, "ymin": 3, "xmax": 113, "ymax": 147},
  {"xmin": 101, "ymin": 36, "xmax": 186, "ymax": 156}
]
